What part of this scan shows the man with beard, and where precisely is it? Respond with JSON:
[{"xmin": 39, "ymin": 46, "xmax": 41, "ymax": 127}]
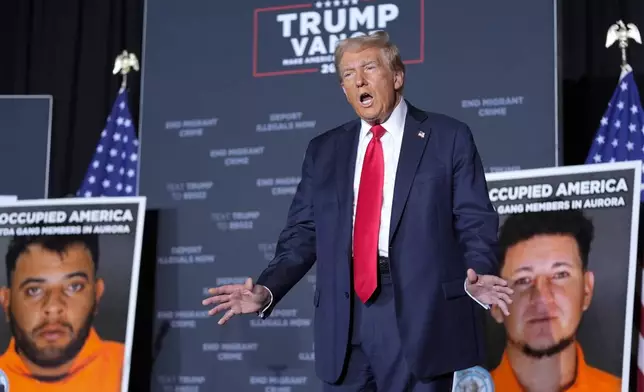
[
  {"xmin": 489, "ymin": 209, "xmax": 620, "ymax": 391},
  {"xmin": 0, "ymin": 233, "xmax": 124, "ymax": 391}
]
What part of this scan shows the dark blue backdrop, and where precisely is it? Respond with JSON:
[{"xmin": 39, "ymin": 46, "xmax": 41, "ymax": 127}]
[{"xmin": 138, "ymin": 1, "xmax": 560, "ymax": 390}]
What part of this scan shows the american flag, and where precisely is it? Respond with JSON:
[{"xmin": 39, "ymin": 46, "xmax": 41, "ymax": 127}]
[
  {"xmin": 585, "ymin": 67, "xmax": 644, "ymax": 190},
  {"xmin": 77, "ymin": 87, "xmax": 139, "ymax": 197},
  {"xmin": 585, "ymin": 67, "xmax": 644, "ymax": 391}
]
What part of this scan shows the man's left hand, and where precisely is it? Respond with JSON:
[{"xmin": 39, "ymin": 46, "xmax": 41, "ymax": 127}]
[{"xmin": 466, "ymin": 268, "xmax": 513, "ymax": 316}]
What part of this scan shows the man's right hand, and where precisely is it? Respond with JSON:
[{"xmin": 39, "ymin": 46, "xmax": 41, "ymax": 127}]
[{"xmin": 202, "ymin": 278, "xmax": 270, "ymax": 325}]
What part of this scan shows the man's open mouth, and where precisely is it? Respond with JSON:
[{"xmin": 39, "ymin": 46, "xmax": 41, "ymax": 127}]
[{"xmin": 359, "ymin": 93, "xmax": 373, "ymax": 107}]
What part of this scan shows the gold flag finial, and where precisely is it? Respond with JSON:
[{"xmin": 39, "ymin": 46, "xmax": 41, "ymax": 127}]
[{"xmin": 112, "ymin": 50, "xmax": 140, "ymax": 89}]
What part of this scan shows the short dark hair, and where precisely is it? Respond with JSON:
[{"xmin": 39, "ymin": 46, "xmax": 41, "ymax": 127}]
[
  {"xmin": 498, "ymin": 209, "xmax": 594, "ymax": 271},
  {"xmin": 5, "ymin": 232, "xmax": 100, "ymax": 286}
]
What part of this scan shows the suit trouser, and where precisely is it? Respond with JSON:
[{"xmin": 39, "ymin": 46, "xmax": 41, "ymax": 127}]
[{"xmin": 322, "ymin": 260, "xmax": 453, "ymax": 392}]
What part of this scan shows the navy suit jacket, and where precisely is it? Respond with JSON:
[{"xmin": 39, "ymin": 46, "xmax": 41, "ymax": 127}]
[{"xmin": 256, "ymin": 101, "xmax": 499, "ymax": 384}]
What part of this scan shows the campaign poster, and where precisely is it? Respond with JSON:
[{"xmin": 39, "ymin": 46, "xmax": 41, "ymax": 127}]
[
  {"xmin": 483, "ymin": 161, "xmax": 641, "ymax": 392},
  {"xmin": 0, "ymin": 197, "xmax": 146, "ymax": 392}
]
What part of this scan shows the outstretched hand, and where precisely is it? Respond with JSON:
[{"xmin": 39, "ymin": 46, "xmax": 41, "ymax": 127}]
[
  {"xmin": 466, "ymin": 268, "xmax": 514, "ymax": 316},
  {"xmin": 202, "ymin": 278, "xmax": 270, "ymax": 325}
]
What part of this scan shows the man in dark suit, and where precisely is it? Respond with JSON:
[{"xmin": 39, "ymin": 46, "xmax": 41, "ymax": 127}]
[{"xmin": 203, "ymin": 31, "xmax": 513, "ymax": 391}]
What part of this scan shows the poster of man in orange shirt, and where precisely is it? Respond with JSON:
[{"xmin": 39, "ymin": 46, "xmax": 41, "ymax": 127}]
[
  {"xmin": 0, "ymin": 196, "xmax": 146, "ymax": 392},
  {"xmin": 482, "ymin": 161, "xmax": 640, "ymax": 391}
]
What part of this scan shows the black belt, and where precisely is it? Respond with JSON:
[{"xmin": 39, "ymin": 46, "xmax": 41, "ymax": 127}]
[
  {"xmin": 351, "ymin": 256, "xmax": 391, "ymax": 274},
  {"xmin": 377, "ymin": 255, "xmax": 390, "ymax": 274}
]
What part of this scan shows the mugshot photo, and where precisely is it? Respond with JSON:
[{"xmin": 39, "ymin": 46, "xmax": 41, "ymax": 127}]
[
  {"xmin": 483, "ymin": 162, "xmax": 640, "ymax": 391},
  {"xmin": 0, "ymin": 198, "xmax": 145, "ymax": 391}
]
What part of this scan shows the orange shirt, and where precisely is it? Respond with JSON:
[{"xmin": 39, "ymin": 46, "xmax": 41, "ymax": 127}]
[
  {"xmin": 0, "ymin": 327, "xmax": 125, "ymax": 392},
  {"xmin": 491, "ymin": 343, "xmax": 621, "ymax": 391}
]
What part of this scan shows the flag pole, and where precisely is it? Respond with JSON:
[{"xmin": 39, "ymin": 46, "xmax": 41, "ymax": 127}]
[
  {"xmin": 605, "ymin": 20, "xmax": 642, "ymax": 79},
  {"xmin": 112, "ymin": 50, "xmax": 140, "ymax": 90},
  {"xmin": 606, "ymin": 20, "xmax": 644, "ymax": 392},
  {"xmin": 77, "ymin": 50, "xmax": 141, "ymax": 197},
  {"xmin": 585, "ymin": 20, "xmax": 644, "ymax": 168}
]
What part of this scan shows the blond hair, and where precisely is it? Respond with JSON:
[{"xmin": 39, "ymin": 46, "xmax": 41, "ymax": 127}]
[{"xmin": 333, "ymin": 31, "xmax": 405, "ymax": 81}]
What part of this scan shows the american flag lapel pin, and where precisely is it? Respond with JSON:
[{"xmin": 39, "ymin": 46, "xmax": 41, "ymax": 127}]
[{"xmin": 417, "ymin": 131, "xmax": 425, "ymax": 138}]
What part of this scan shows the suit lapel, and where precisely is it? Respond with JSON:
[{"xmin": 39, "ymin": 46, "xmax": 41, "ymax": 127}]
[
  {"xmin": 335, "ymin": 121, "xmax": 360, "ymax": 249},
  {"xmin": 389, "ymin": 104, "xmax": 430, "ymax": 242}
]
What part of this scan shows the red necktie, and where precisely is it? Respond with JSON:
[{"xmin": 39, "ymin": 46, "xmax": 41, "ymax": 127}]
[{"xmin": 353, "ymin": 124, "xmax": 386, "ymax": 303}]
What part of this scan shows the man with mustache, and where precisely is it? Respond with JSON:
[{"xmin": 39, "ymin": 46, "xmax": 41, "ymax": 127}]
[
  {"xmin": 204, "ymin": 31, "xmax": 511, "ymax": 391},
  {"xmin": 0, "ymin": 233, "xmax": 124, "ymax": 391},
  {"xmin": 490, "ymin": 209, "xmax": 620, "ymax": 391}
]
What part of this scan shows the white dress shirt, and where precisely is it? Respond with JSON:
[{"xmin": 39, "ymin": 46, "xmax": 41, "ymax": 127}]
[
  {"xmin": 352, "ymin": 97, "xmax": 407, "ymax": 258},
  {"xmin": 258, "ymin": 97, "xmax": 488, "ymax": 316}
]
